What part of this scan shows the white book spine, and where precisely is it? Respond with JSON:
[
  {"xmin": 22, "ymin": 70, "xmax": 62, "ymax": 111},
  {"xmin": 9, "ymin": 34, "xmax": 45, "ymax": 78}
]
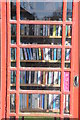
[
  {"xmin": 20, "ymin": 48, "xmax": 24, "ymax": 60},
  {"xmin": 49, "ymin": 94, "xmax": 53, "ymax": 109},
  {"xmin": 37, "ymin": 71, "xmax": 41, "ymax": 84},
  {"xmin": 54, "ymin": 72, "xmax": 58, "ymax": 85},
  {"xmin": 45, "ymin": 48, "xmax": 49, "ymax": 60},
  {"xmin": 29, "ymin": 71, "xmax": 31, "ymax": 84},
  {"xmin": 58, "ymin": 25, "xmax": 61, "ymax": 36}
]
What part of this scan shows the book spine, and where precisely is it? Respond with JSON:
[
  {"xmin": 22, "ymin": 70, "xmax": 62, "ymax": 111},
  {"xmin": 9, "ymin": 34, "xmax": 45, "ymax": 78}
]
[
  {"xmin": 54, "ymin": 72, "xmax": 58, "ymax": 85},
  {"xmin": 53, "ymin": 25, "xmax": 56, "ymax": 36},
  {"xmin": 66, "ymin": 49, "xmax": 70, "ymax": 61},
  {"xmin": 43, "ymin": 25, "xmax": 45, "ymax": 36},
  {"xmin": 42, "ymin": 94, "xmax": 44, "ymax": 109},
  {"xmin": 25, "ymin": 71, "xmax": 26, "ymax": 84},
  {"xmin": 58, "ymin": 25, "xmax": 61, "ymax": 36},
  {"xmin": 48, "ymin": 48, "xmax": 51, "ymax": 60},
  {"xmin": 64, "ymin": 72, "xmax": 69, "ymax": 92},
  {"xmin": 45, "ymin": 71, "xmax": 48, "ymax": 85},
  {"xmin": 37, "ymin": 25, "xmax": 40, "ymax": 36},
  {"xmin": 34, "ymin": 71, "xmax": 37, "ymax": 84},
  {"xmin": 54, "ymin": 94, "xmax": 60, "ymax": 110},
  {"xmin": 26, "ymin": 24, "xmax": 29, "ymax": 36},
  {"xmin": 66, "ymin": 26, "xmax": 68, "ymax": 36},
  {"xmin": 21, "ymin": 25, "xmax": 24, "ymax": 35},
  {"xmin": 11, "ymin": 71, "xmax": 13, "ymax": 83},
  {"xmin": 36, "ymin": 48, "xmax": 39, "ymax": 60},
  {"xmin": 27, "ymin": 48, "xmax": 31, "ymax": 60},
  {"xmin": 20, "ymin": 48, "xmax": 24, "ymax": 60},
  {"xmin": 65, "ymin": 94, "xmax": 69, "ymax": 112},
  {"xmin": 34, "ymin": 24, "xmax": 37, "ymax": 36},
  {"xmin": 24, "ymin": 94, "xmax": 27, "ymax": 109},
  {"xmin": 33, "ymin": 48, "xmax": 36, "ymax": 60},
  {"xmin": 27, "ymin": 94, "xmax": 29, "ymax": 109},
  {"xmin": 39, "ymin": 48, "xmax": 41, "ymax": 60},
  {"xmin": 68, "ymin": 25, "xmax": 71, "ymax": 37},
  {"xmin": 29, "ymin": 48, "xmax": 32, "ymax": 60},
  {"xmin": 58, "ymin": 72, "xmax": 61, "ymax": 86},
  {"xmin": 44, "ymin": 94, "xmax": 47, "ymax": 110},
  {"xmin": 29, "ymin": 71, "xmax": 31, "ymax": 84},
  {"xmin": 45, "ymin": 48, "xmax": 48, "ymax": 60},
  {"xmin": 43, "ymin": 71, "xmax": 45, "ymax": 85},
  {"xmin": 53, "ymin": 94, "xmax": 55, "ymax": 110},
  {"xmin": 54, "ymin": 48, "xmax": 57, "ymax": 60},
  {"xmin": 49, "ymin": 94, "xmax": 53, "ymax": 109},
  {"xmin": 23, "ymin": 48, "xmax": 27, "ymax": 60},
  {"xmin": 46, "ymin": 25, "xmax": 48, "ymax": 36},
  {"xmin": 37, "ymin": 71, "xmax": 41, "ymax": 84},
  {"xmin": 57, "ymin": 48, "xmax": 61, "ymax": 60},
  {"xmin": 48, "ymin": 72, "xmax": 52, "ymax": 85},
  {"xmin": 20, "ymin": 94, "xmax": 22, "ymax": 111}
]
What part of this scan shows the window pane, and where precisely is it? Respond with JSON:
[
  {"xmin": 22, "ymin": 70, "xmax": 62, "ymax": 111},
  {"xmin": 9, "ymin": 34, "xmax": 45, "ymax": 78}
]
[
  {"xmin": 10, "ymin": 0, "xmax": 16, "ymax": 20},
  {"xmin": 20, "ymin": 1, "xmax": 63, "ymax": 21},
  {"xmin": 67, "ymin": 0, "xmax": 73, "ymax": 21}
]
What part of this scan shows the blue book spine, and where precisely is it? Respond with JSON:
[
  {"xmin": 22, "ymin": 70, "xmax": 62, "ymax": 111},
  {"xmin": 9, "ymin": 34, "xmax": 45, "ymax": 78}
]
[
  {"xmin": 20, "ymin": 94, "xmax": 22, "ymax": 110},
  {"xmin": 29, "ymin": 48, "xmax": 32, "ymax": 60},
  {"xmin": 54, "ymin": 48, "xmax": 57, "ymax": 60},
  {"xmin": 42, "ymin": 94, "xmax": 44, "ymax": 109},
  {"xmin": 25, "ymin": 71, "xmax": 26, "ymax": 84},
  {"xmin": 27, "ymin": 48, "xmax": 31, "ymax": 60}
]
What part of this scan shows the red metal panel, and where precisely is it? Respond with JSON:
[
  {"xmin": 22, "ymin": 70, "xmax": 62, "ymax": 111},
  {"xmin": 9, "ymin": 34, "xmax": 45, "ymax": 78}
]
[
  {"xmin": 79, "ymin": 1, "xmax": 80, "ymax": 120},
  {"xmin": 1, "ymin": 1, "xmax": 6, "ymax": 119}
]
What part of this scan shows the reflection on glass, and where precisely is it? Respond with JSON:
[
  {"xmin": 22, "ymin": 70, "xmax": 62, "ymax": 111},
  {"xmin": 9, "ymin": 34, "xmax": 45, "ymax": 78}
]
[
  {"xmin": 19, "ymin": 94, "xmax": 60, "ymax": 113},
  {"xmin": 64, "ymin": 72, "xmax": 70, "ymax": 92},
  {"xmin": 64, "ymin": 94, "xmax": 70, "ymax": 114},
  {"xmin": 20, "ymin": 70, "xmax": 61, "ymax": 90},
  {"xmin": 67, "ymin": 0, "xmax": 73, "ymax": 21},
  {"xmin": 10, "ymin": 0, "xmax": 16, "ymax": 20},
  {"xmin": 11, "ymin": 24, "xmax": 16, "ymax": 44},
  {"xmin": 10, "ymin": 94, "xmax": 16, "ymax": 113},
  {"xmin": 20, "ymin": 2, "xmax": 63, "ymax": 21},
  {"xmin": 11, "ymin": 48, "xmax": 16, "ymax": 67},
  {"xmin": 10, "ymin": 70, "xmax": 16, "ymax": 90}
]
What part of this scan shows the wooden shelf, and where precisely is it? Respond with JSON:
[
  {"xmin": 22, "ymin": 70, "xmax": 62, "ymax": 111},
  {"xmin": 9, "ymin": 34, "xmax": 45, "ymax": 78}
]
[
  {"xmin": 20, "ymin": 108, "xmax": 60, "ymax": 113},
  {"xmin": 20, "ymin": 60, "xmax": 61, "ymax": 63},
  {"xmin": 10, "ymin": 84, "xmax": 60, "ymax": 88},
  {"xmin": 66, "ymin": 36, "xmax": 72, "ymax": 39},
  {"xmin": 65, "ymin": 61, "xmax": 70, "ymax": 63}
]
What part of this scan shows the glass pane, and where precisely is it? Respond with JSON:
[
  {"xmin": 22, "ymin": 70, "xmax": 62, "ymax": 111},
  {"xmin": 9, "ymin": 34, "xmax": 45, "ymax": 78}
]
[
  {"xmin": 64, "ymin": 94, "xmax": 70, "ymax": 114},
  {"xmin": 11, "ymin": 24, "xmax": 16, "ymax": 44},
  {"xmin": 67, "ymin": 0, "xmax": 73, "ymax": 21},
  {"xmin": 20, "ymin": 71, "xmax": 61, "ymax": 90},
  {"xmin": 64, "ymin": 72, "xmax": 70, "ymax": 92},
  {"xmin": 10, "ymin": 0, "xmax": 16, "ymax": 20},
  {"xmin": 10, "ymin": 70, "xmax": 16, "ymax": 90},
  {"xmin": 20, "ymin": 48, "xmax": 61, "ymax": 68},
  {"xmin": 20, "ymin": 2, "xmax": 63, "ymax": 21},
  {"xmin": 11, "ymin": 48, "xmax": 16, "ymax": 67},
  {"xmin": 19, "ymin": 94, "xmax": 60, "ymax": 113},
  {"xmin": 20, "ymin": 24, "xmax": 62, "ymax": 45},
  {"xmin": 10, "ymin": 94, "xmax": 16, "ymax": 113}
]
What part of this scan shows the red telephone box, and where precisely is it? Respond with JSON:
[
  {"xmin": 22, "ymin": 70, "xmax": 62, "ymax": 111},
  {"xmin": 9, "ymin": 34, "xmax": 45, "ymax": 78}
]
[{"xmin": 0, "ymin": 0, "xmax": 79, "ymax": 119}]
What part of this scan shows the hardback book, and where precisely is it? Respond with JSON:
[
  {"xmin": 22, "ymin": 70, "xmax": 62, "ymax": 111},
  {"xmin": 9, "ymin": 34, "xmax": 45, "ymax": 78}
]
[
  {"xmin": 20, "ymin": 48, "xmax": 24, "ymax": 60},
  {"xmin": 37, "ymin": 71, "xmax": 41, "ymax": 84},
  {"xmin": 25, "ymin": 71, "xmax": 26, "ymax": 84},
  {"xmin": 36, "ymin": 48, "xmax": 39, "ymax": 60},
  {"xmin": 31, "ymin": 71, "xmax": 34, "ymax": 83},
  {"xmin": 57, "ymin": 48, "xmax": 61, "ymax": 60},
  {"xmin": 39, "ymin": 94, "xmax": 42, "ymax": 108},
  {"xmin": 45, "ymin": 48, "xmax": 49, "ymax": 60},
  {"xmin": 58, "ymin": 25, "xmax": 61, "ymax": 36},
  {"xmin": 40, "ymin": 25, "xmax": 43, "ymax": 36},
  {"xmin": 23, "ymin": 48, "xmax": 27, "ymax": 60},
  {"xmin": 48, "ymin": 94, "xmax": 53, "ymax": 109},
  {"xmin": 48, "ymin": 25, "xmax": 50, "ymax": 36},
  {"xmin": 33, "ymin": 48, "xmax": 36, "ymax": 60},
  {"xmin": 20, "ymin": 71, "xmax": 23, "ymax": 84},
  {"xmin": 68, "ymin": 25, "xmax": 71, "ymax": 37},
  {"xmin": 45, "ymin": 71, "xmax": 48, "ymax": 85},
  {"xmin": 27, "ymin": 94, "xmax": 29, "ymax": 109},
  {"xmin": 32, "ymin": 94, "xmax": 39, "ymax": 109},
  {"xmin": 66, "ymin": 26, "xmax": 68, "ymax": 36},
  {"xmin": 29, "ymin": 48, "xmax": 33, "ymax": 60},
  {"xmin": 53, "ymin": 94, "xmax": 60, "ymax": 110},
  {"xmin": 65, "ymin": 49, "xmax": 70, "ymax": 61},
  {"xmin": 26, "ymin": 71, "xmax": 29, "ymax": 84},
  {"xmin": 53, "ymin": 25, "xmax": 56, "ymax": 36},
  {"xmin": 54, "ymin": 72, "xmax": 58, "ymax": 85},
  {"xmin": 23, "ymin": 71, "xmax": 25, "ymax": 84},
  {"xmin": 11, "ymin": 48, "xmax": 15, "ymax": 60},
  {"xmin": 64, "ymin": 72, "xmax": 70, "ymax": 92},
  {"xmin": 24, "ymin": 94, "xmax": 27, "ymax": 109},
  {"xmin": 48, "ymin": 48, "xmax": 51, "ymax": 60},
  {"xmin": 34, "ymin": 71, "xmax": 37, "ymax": 84},
  {"xmin": 20, "ymin": 94, "xmax": 22, "ymax": 110},
  {"xmin": 42, "ymin": 94, "xmax": 44, "ymax": 109},
  {"xmin": 46, "ymin": 25, "xmax": 48, "ymax": 36},
  {"xmin": 39, "ymin": 48, "xmax": 42, "ymax": 60},
  {"xmin": 43, "ymin": 71, "xmax": 45, "ymax": 85},
  {"xmin": 44, "ymin": 94, "xmax": 47, "ymax": 110},
  {"xmin": 28, "ymin": 71, "xmax": 31, "ymax": 84},
  {"xmin": 41, "ymin": 48, "xmax": 43, "ymax": 60},
  {"xmin": 65, "ymin": 94, "xmax": 69, "ymax": 113},
  {"xmin": 27, "ymin": 48, "xmax": 31, "ymax": 60},
  {"xmin": 53, "ymin": 48, "xmax": 57, "ymax": 60},
  {"xmin": 10, "ymin": 94, "xmax": 15, "ymax": 110},
  {"xmin": 48, "ymin": 72, "xmax": 52, "ymax": 85},
  {"xmin": 36, "ymin": 25, "xmax": 40, "ymax": 36}
]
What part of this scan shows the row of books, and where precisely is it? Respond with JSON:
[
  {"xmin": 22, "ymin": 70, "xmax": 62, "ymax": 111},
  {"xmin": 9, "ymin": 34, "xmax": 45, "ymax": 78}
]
[
  {"xmin": 11, "ymin": 71, "xmax": 16, "ymax": 83},
  {"xmin": 20, "ymin": 24, "xmax": 62, "ymax": 37},
  {"xmin": 11, "ymin": 48, "xmax": 16, "ymax": 60},
  {"xmin": 19, "ymin": 94, "xmax": 60, "ymax": 111},
  {"xmin": 20, "ymin": 71, "xmax": 61, "ymax": 85},
  {"xmin": 20, "ymin": 48, "xmax": 61, "ymax": 61}
]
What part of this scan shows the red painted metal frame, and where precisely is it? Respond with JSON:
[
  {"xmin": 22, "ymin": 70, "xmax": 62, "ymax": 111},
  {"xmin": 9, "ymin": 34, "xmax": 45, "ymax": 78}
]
[
  {"xmin": 1, "ymin": 1, "xmax": 6, "ymax": 119},
  {"xmin": 6, "ymin": 0, "xmax": 79, "ymax": 119}
]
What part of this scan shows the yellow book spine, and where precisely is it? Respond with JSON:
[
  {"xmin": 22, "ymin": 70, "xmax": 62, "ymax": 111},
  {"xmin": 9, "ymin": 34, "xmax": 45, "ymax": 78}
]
[{"xmin": 53, "ymin": 25, "xmax": 56, "ymax": 36}]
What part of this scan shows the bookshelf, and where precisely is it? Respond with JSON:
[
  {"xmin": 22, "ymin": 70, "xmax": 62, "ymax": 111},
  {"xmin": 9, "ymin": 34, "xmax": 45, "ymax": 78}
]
[{"xmin": 7, "ymin": 0, "xmax": 75, "ymax": 119}]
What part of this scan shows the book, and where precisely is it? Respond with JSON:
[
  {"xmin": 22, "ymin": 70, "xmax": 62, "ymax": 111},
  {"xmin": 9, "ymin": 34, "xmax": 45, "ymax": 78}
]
[
  {"xmin": 58, "ymin": 72, "xmax": 61, "ymax": 86},
  {"xmin": 29, "ymin": 48, "xmax": 33, "ymax": 60},
  {"xmin": 25, "ymin": 71, "xmax": 26, "ymax": 84},
  {"xmin": 43, "ymin": 25, "xmax": 45, "ymax": 36},
  {"xmin": 23, "ymin": 48, "xmax": 27, "ymax": 60},
  {"xmin": 20, "ymin": 94, "xmax": 22, "ymax": 110},
  {"xmin": 44, "ymin": 94, "xmax": 47, "ymax": 110},
  {"xmin": 65, "ymin": 94, "xmax": 69, "ymax": 113},
  {"xmin": 27, "ymin": 94, "xmax": 29, "ymax": 109},
  {"xmin": 48, "ymin": 25, "xmax": 50, "ymax": 36},
  {"xmin": 54, "ymin": 72, "xmax": 58, "ymax": 85},
  {"xmin": 66, "ymin": 26, "xmax": 68, "ymax": 36},
  {"xmin": 43, "ymin": 71, "xmax": 45, "ymax": 85},
  {"xmin": 28, "ymin": 71, "xmax": 31, "ymax": 84},
  {"xmin": 45, "ymin": 48, "xmax": 49, "ymax": 60},
  {"xmin": 64, "ymin": 72, "xmax": 70, "ymax": 92},
  {"xmin": 48, "ymin": 72, "xmax": 52, "ymax": 85},
  {"xmin": 31, "ymin": 71, "xmax": 34, "ymax": 83},
  {"xmin": 49, "ymin": 94, "xmax": 53, "ymax": 109},
  {"xmin": 53, "ymin": 48, "xmax": 57, "ymax": 60},
  {"xmin": 36, "ymin": 48, "xmax": 39, "ymax": 60},
  {"xmin": 45, "ymin": 71, "xmax": 48, "ymax": 85},
  {"xmin": 11, "ymin": 48, "xmax": 15, "ymax": 60},
  {"xmin": 53, "ymin": 25, "xmax": 56, "ymax": 36},
  {"xmin": 42, "ymin": 94, "xmax": 44, "ymax": 109},
  {"xmin": 20, "ymin": 48, "xmax": 24, "ymax": 60},
  {"xmin": 11, "ymin": 71, "xmax": 13, "ymax": 83},
  {"xmin": 29, "ymin": 94, "xmax": 32, "ymax": 108},
  {"xmin": 58, "ymin": 25, "xmax": 61, "ymax": 36},
  {"xmin": 27, "ymin": 48, "xmax": 31, "ymax": 60},
  {"xmin": 53, "ymin": 94, "xmax": 60, "ymax": 110},
  {"xmin": 34, "ymin": 71, "xmax": 37, "ymax": 84},
  {"xmin": 26, "ymin": 24, "xmax": 29, "ymax": 35},
  {"xmin": 39, "ymin": 48, "xmax": 41, "ymax": 60},
  {"xmin": 57, "ymin": 49, "xmax": 61, "ymax": 60},
  {"xmin": 36, "ymin": 25, "xmax": 40, "ymax": 36},
  {"xmin": 32, "ymin": 94, "xmax": 39, "ymax": 109},
  {"xmin": 37, "ymin": 71, "xmax": 41, "ymax": 84},
  {"xmin": 68, "ymin": 25, "xmax": 71, "ymax": 37},
  {"xmin": 65, "ymin": 49, "xmax": 70, "ymax": 61},
  {"xmin": 46, "ymin": 25, "xmax": 48, "ymax": 36},
  {"xmin": 33, "ymin": 48, "xmax": 36, "ymax": 60},
  {"xmin": 48, "ymin": 48, "xmax": 51, "ymax": 60},
  {"xmin": 21, "ymin": 24, "xmax": 24, "ymax": 35},
  {"xmin": 10, "ymin": 94, "xmax": 15, "ymax": 111}
]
